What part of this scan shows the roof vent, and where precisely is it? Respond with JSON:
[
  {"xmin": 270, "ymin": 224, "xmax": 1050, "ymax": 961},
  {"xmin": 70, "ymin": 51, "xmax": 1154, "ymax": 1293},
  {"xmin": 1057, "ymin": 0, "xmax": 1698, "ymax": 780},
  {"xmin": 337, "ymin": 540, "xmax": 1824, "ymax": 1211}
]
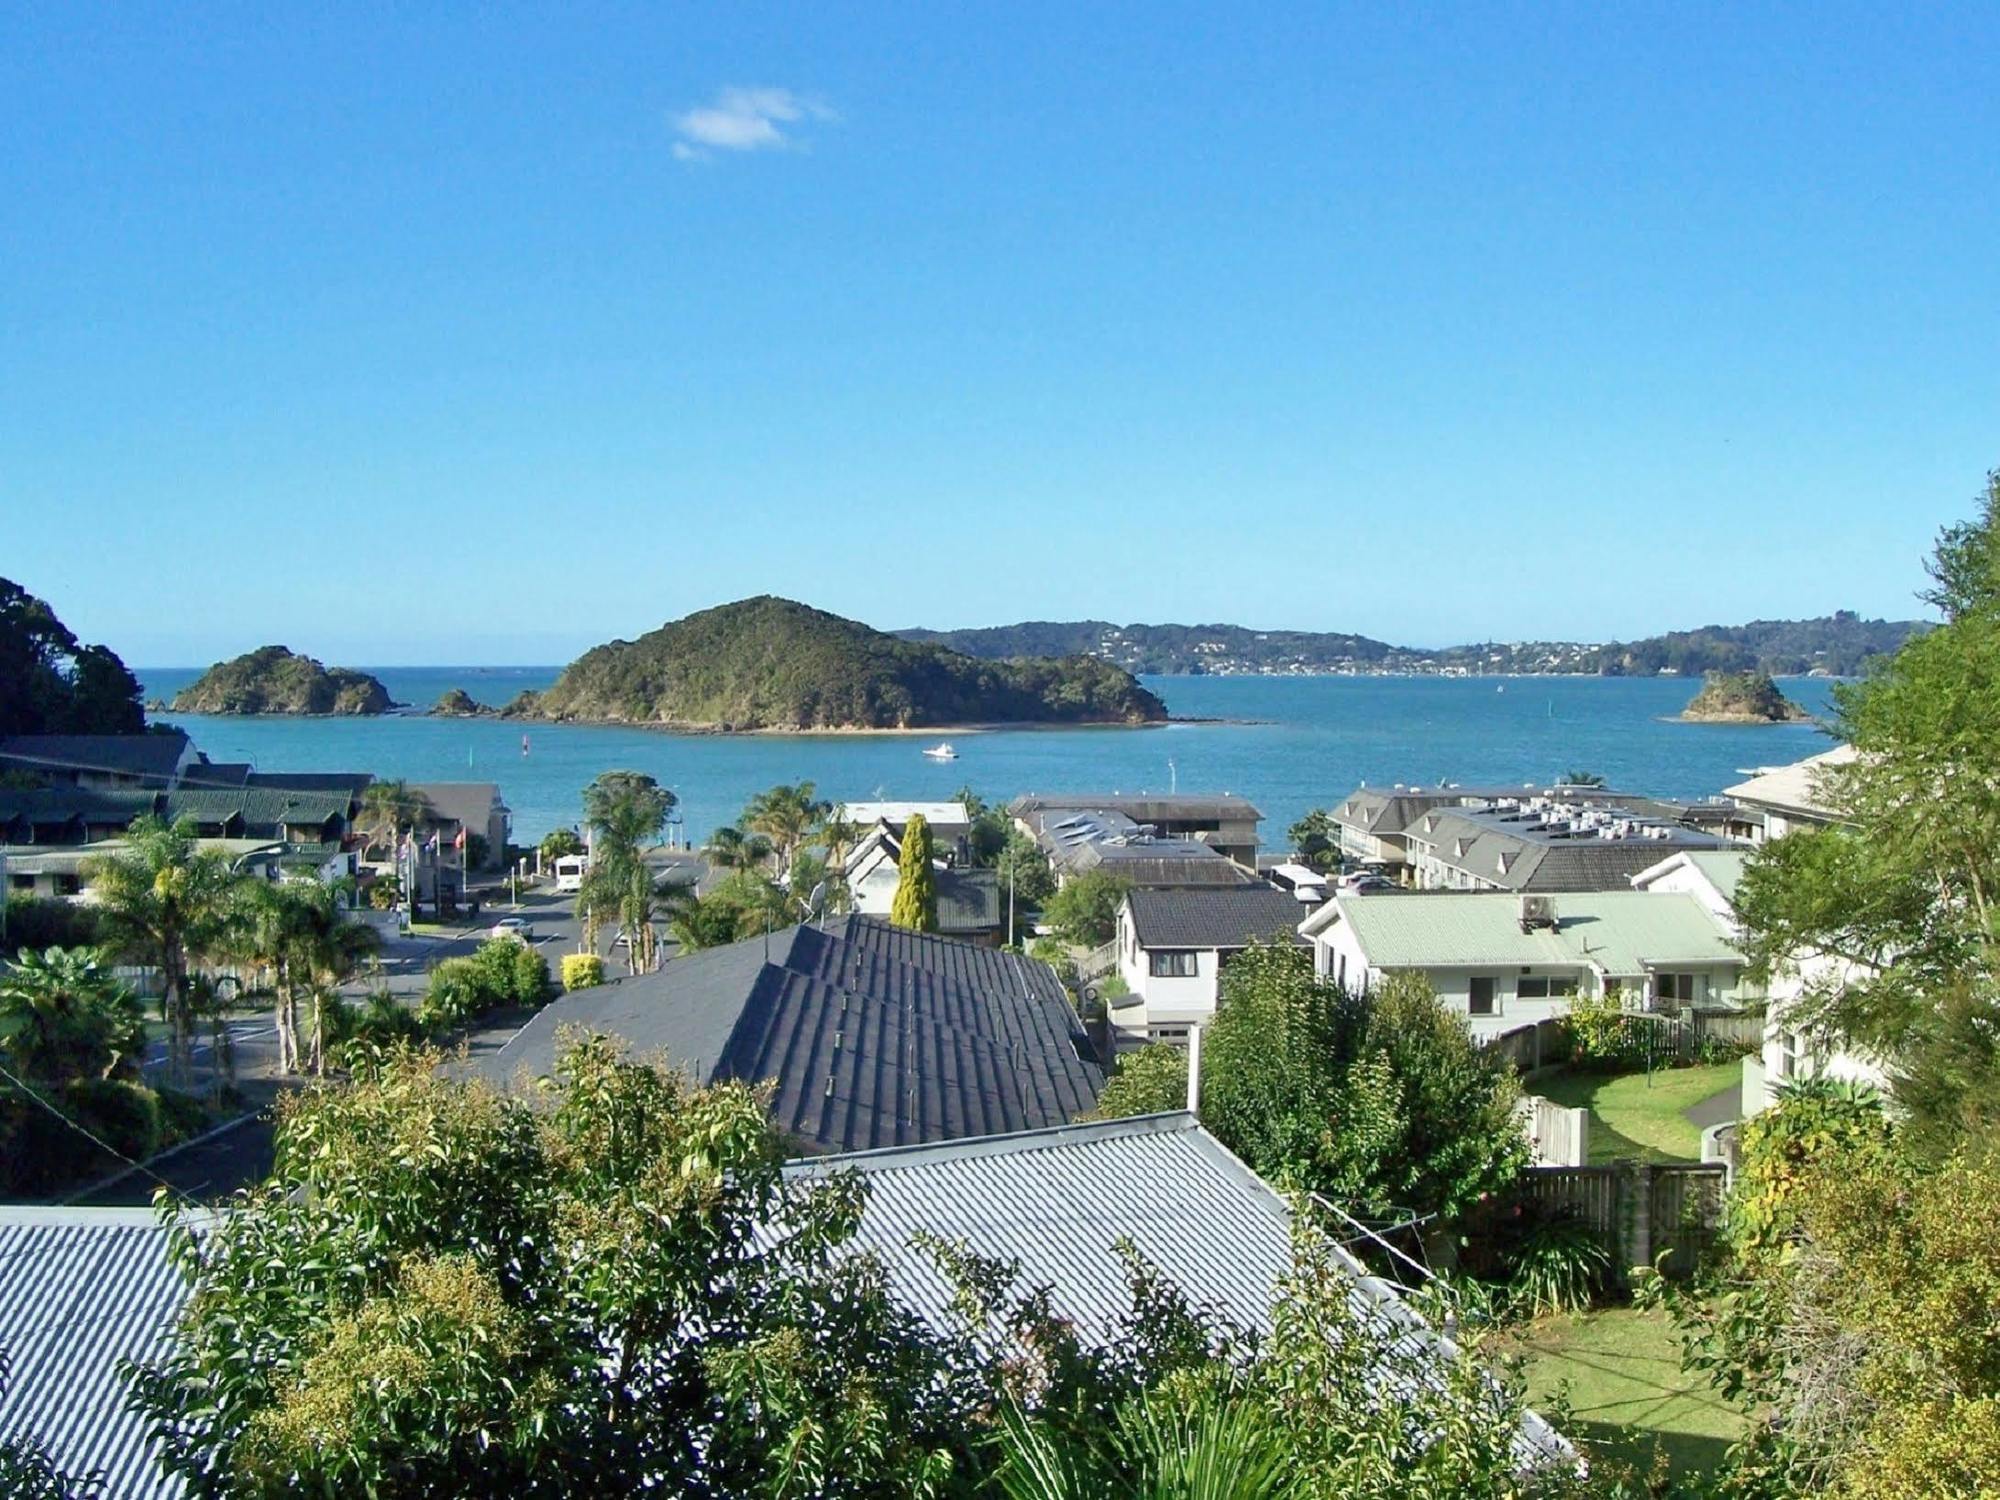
[{"xmin": 1519, "ymin": 894, "xmax": 1557, "ymax": 932}]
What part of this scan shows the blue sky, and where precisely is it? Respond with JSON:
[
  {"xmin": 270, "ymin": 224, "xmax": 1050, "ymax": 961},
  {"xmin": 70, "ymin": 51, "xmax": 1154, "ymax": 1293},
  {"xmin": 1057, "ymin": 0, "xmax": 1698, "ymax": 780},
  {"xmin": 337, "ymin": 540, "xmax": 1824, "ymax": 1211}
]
[{"xmin": 3, "ymin": 3, "xmax": 1993, "ymax": 664}]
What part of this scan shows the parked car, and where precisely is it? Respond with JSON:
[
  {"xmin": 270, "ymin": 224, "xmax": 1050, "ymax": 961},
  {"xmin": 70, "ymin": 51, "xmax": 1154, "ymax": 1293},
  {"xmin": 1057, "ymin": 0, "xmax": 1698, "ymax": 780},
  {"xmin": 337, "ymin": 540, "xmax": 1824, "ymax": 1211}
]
[
  {"xmin": 491, "ymin": 916, "xmax": 534, "ymax": 940},
  {"xmin": 1336, "ymin": 873, "xmax": 1395, "ymax": 895}
]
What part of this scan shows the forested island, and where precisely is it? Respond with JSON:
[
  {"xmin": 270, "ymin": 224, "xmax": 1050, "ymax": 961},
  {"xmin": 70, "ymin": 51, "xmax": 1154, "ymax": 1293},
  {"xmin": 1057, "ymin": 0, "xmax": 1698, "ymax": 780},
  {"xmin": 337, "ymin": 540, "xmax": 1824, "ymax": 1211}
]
[
  {"xmin": 1677, "ymin": 671, "xmax": 1813, "ymax": 723},
  {"xmin": 170, "ymin": 647, "xmax": 393, "ymax": 716},
  {"xmin": 510, "ymin": 596, "xmax": 1167, "ymax": 731},
  {"xmin": 898, "ymin": 610, "xmax": 1924, "ymax": 678}
]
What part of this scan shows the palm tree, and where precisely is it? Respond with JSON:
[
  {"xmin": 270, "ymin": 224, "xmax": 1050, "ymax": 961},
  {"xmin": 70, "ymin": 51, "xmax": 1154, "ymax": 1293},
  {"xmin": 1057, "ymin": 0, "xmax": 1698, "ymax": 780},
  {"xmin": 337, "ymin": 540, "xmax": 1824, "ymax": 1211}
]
[
  {"xmin": 85, "ymin": 815, "xmax": 242, "ymax": 1083},
  {"xmin": 579, "ymin": 772, "xmax": 675, "ymax": 964},
  {"xmin": 703, "ymin": 824, "xmax": 773, "ymax": 873},
  {"xmin": 237, "ymin": 879, "xmax": 379, "ymax": 1075},
  {"xmin": 742, "ymin": 782, "xmax": 829, "ymax": 873},
  {"xmin": 357, "ymin": 779, "xmax": 430, "ymax": 861},
  {"xmin": 811, "ymin": 810, "xmax": 861, "ymax": 915},
  {"xmin": 0, "ymin": 946, "xmax": 145, "ymax": 1083}
]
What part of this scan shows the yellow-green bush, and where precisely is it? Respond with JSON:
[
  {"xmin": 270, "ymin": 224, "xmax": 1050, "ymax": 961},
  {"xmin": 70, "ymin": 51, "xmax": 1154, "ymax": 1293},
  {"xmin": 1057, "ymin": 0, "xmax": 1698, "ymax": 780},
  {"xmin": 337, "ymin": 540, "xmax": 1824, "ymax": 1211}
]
[{"xmin": 562, "ymin": 952, "xmax": 605, "ymax": 992}]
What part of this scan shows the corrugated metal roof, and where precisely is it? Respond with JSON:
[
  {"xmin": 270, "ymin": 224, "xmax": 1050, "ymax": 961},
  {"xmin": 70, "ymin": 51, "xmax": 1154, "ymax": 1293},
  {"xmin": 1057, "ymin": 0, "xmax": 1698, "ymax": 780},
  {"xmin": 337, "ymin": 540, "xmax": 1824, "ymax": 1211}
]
[
  {"xmin": 1306, "ymin": 891, "xmax": 1741, "ymax": 977},
  {"xmin": 789, "ymin": 1114, "xmax": 1569, "ymax": 1469},
  {"xmin": 0, "ymin": 1208, "xmax": 190, "ymax": 1498}
]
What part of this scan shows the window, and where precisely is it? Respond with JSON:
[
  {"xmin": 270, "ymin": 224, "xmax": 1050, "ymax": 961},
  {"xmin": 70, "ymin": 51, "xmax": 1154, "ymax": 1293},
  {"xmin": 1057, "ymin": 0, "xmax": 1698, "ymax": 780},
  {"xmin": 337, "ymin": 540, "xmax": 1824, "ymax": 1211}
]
[
  {"xmin": 1148, "ymin": 1025, "xmax": 1191, "ymax": 1045},
  {"xmin": 7, "ymin": 874, "xmax": 31, "ymax": 892},
  {"xmin": 1515, "ymin": 975, "xmax": 1578, "ymax": 1000},
  {"xmin": 1149, "ymin": 949, "xmax": 1198, "ymax": 978},
  {"xmin": 1656, "ymin": 973, "xmax": 1700, "ymax": 1006},
  {"xmin": 55, "ymin": 875, "xmax": 81, "ymax": 896},
  {"xmin": 1468, "ymin": 976, "xmax": 1497, "ymax": 1016}
]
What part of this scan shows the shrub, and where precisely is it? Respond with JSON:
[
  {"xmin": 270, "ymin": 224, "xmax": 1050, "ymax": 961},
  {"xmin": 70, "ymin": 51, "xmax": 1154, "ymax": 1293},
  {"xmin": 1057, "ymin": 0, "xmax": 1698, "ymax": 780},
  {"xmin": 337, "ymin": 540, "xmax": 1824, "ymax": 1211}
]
[
  {"xmin": 326, "ymin": 992, "xmax": 429, "ymax": 1064},
  {"xmin": 0, "ymin": 1077, "xmax": 184, "ymax": 1195},
  {"xmin": 0, "ymin": 896, "xmax": 103, "ymax": 954},
  {"xmin": 1088, "ymin": 1044, "xmax": 1189, "ymax": 1120},
  {"xmin": 562, "ymin": 953, "xmax": 605, "ymax": 992},
  {"xmin": 419, "ymin": 939, "xmax": 551, "ymax": 1030},
  {"xmin": 1499, "ymin": 1205, "xmax": 1610, "ymax": 1318}
]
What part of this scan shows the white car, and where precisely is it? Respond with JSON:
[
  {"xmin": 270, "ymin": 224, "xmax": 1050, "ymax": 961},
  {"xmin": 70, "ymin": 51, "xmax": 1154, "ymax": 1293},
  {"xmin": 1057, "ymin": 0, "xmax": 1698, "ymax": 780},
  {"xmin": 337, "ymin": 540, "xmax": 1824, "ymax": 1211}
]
[{"xmin": 491, "ymin": 916, "xmax": 534, "ymax": 940}]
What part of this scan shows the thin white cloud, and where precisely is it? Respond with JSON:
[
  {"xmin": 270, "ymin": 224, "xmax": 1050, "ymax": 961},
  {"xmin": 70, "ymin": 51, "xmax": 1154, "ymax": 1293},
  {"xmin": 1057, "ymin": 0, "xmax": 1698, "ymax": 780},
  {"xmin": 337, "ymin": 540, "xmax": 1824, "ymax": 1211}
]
[{"xmin": 672, "ymin": 87, "xmax": 836, "ymax": 160}]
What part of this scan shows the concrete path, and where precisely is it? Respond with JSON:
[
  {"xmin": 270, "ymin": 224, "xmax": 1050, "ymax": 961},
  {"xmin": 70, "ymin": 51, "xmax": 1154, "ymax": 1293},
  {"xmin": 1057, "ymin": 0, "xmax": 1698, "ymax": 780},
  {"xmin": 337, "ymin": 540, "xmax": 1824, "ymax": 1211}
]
[{"xmin": 1683, "ymin": 1082, "xmax": 1740, "ymax": 1132}]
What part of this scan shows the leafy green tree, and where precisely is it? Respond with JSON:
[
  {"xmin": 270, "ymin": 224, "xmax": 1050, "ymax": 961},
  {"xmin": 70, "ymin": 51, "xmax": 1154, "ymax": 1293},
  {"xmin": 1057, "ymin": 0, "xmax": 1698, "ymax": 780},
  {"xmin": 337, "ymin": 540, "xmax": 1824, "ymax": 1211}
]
[
  {"xmin": 1654, "ymin": 1085, "xmax": 2000, "ymax": 1497},
  {"xmin": 1286, "ymin": 809, "xmax": 1338, "ymax": 871},
  {"xmin": 0, "ymin": 946, "xmax": 144, "ymax": 1083},
  {"xmin": 956, "ymin": 785, "xmax": 1011, "ymax": 866},
  {"xmin": 889, "ymin": 813, "xmax": 938, "ymax": 932},
  {"xmin": 665, "ymin": 871, "xmax": 790, "ymax": 951},
  {"xmin": 1920, "ymin": 466, "xmax": 2000, "ymax": 621},
  {"xmin": 85, "ymin": 815, "xmax": 242, "ymax": 1082},
  {"xmin": 1735, "ymin": 481, "xmax": 2000, "ymax": 1158},
  {"xmin": 743, "ymin": 781, "xmax": 830, "ymax": 872},
  {"xmin": 1088, "ymin": 1044, "xmax": 1189, "ymax": 1120},
  {"xmin": 0, "ymin": 576, "xmax": 144, "ymax": 736},
  {"xmin": 125, "ymin": 1037, "xmax": 983, "ymax": 1497},
  {"xmin": 994, "ymin": 829, "xmax": 1057, "ymax": 919},
  {"xmin": 1199, "ymin": 946, "xmax": 1525, "ymax": 1220},
  {"xmin": 1042, "ymin": 869, "xmax": 1131, "ymax": 947},
  {"xmin": 538, "ymin": 827, "xmax": 584, "ymax": 865}
]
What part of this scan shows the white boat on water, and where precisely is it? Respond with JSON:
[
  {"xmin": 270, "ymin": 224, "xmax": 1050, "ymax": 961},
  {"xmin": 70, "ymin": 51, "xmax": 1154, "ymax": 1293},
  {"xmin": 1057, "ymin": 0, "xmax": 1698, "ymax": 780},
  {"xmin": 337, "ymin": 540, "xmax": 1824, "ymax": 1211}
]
[{"xmin": 922, "ymin": 742, "xmax": 958, "ymax": 761}]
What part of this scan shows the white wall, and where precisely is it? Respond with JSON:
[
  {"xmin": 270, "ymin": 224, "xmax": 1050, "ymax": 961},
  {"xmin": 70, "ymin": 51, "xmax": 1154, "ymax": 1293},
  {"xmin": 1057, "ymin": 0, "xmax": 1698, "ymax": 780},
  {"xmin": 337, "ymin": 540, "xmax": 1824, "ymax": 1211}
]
[
  {"xmin": 1114, "ymin": 903, "xmax": 1226, "ymax": 1044},
  {"xmin": 1751, "ymin": 949, "xmax": 1890, "ymax": 1112}
]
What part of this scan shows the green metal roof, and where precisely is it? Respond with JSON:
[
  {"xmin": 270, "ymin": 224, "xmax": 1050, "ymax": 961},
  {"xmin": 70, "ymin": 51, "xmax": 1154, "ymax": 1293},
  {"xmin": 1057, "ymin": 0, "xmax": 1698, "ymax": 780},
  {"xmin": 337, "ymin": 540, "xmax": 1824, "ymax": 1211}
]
[{"xmin": 1320, "ymin": 891, "xmax": 1740, "ymax": 977}]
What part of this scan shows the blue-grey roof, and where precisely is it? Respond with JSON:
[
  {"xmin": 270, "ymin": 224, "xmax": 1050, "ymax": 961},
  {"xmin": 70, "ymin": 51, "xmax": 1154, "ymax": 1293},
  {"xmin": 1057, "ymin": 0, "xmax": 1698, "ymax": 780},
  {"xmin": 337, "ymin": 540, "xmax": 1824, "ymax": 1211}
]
[
  {"xmin": 0, "ymin": 733, "xmax": 190, "ymax": 785},
  {"xmin": 0, "ymin": 1208, "xmax": 190, "ymax": 1498},
  {"xmin": 789, "ymin": 1114, "xmax": 1291, "ymax": 1343},
  {"xmin": 487, "ymin": 916, "xmax": 1104, "ymax": 1154}
]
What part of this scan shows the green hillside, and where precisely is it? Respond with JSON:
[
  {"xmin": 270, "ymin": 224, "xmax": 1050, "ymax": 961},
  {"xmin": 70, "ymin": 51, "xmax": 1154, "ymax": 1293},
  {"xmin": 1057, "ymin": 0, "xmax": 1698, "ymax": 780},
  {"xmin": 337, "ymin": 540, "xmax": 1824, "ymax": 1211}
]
[
  {"xmin": 523, "ymin": 597, "xmax": 1167, "ymax": 730},
  {"xmin": 899, "ymin": 610, "xmax": 1924, "ymax": 677}
]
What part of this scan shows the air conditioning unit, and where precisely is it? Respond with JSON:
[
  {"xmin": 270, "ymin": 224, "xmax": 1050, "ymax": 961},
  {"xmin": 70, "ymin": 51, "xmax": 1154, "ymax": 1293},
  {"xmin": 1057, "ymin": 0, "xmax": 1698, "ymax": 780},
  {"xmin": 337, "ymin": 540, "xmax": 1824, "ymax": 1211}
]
[{"xmin": 1519, "ymin": 894, "xmax": 1556, "ymax": 931}]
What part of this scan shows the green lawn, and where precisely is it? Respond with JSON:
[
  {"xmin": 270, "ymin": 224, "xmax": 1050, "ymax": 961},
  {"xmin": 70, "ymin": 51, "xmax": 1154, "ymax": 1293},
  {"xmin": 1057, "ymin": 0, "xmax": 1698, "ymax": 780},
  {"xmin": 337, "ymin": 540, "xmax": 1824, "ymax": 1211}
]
[
  {"xmin": 1532, "ymin": 1061, "xmax": 1739, "ymax": 1163},
  {"xmin": 1509, "ymin": 1306, "xmax": 1745, "ymax": 1479}
]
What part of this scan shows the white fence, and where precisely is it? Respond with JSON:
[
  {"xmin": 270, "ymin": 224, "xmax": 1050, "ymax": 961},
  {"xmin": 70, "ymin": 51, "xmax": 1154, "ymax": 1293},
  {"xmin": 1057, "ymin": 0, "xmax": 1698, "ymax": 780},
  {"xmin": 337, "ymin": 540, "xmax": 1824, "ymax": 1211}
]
[{"xmin": 1515, "ymin": 1093, "xmax": 1591, "ymax": 1167}]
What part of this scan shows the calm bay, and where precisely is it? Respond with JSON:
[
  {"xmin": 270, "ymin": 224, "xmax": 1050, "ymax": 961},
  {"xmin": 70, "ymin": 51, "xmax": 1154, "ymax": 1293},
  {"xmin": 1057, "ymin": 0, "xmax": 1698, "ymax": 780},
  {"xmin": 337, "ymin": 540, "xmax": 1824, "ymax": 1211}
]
[{"xmin": 134, "ymin": 669, "xmax": 1841, "ymax": 846}]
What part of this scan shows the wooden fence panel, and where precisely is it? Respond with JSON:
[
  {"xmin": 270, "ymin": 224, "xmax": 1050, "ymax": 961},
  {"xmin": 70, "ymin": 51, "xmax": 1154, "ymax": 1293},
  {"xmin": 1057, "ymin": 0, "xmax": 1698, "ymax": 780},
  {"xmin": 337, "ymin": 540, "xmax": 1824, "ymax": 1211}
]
[{"xmin": 1510, "ymin": 1163, "xmax": 1727, "ymax": 1283}]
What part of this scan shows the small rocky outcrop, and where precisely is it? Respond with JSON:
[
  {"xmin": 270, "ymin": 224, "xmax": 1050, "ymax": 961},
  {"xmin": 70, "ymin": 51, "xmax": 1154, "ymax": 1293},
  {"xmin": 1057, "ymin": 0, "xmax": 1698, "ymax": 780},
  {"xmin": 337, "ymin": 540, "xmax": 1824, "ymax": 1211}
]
[
  {"xmin": 1679, "ymin": 671, "xmax": 1812, "ymax": 723},
  {"xmin": 433, "ymin": 688, "xmax": 491, "ymax": 717}
]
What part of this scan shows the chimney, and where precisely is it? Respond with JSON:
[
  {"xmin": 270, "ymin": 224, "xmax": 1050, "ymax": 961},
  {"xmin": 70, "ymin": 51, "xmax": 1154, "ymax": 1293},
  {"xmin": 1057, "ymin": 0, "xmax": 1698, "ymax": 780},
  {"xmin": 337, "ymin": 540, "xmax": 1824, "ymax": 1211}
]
[{"xmin": 1186, "ymin": 1024, "xmax": 1203, "ymax": 1114}]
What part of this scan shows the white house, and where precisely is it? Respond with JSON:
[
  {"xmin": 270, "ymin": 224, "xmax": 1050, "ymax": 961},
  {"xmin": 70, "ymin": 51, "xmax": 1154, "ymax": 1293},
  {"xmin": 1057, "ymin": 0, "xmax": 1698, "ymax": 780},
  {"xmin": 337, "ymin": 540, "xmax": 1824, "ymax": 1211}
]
[
  {"xmin": 1297, "ymin": 890, "xmax": 1754, "ymax": 1041},
  {"xmin": 1111, "ymin": 886, "xmax": 1307, "ymax": 1047},
  {"xmin": 1722, "ymin": 745, "xmax": 1854, "ymax": 843},
  {"xmin": 1716, "ymin": 747, "xmax": 1889, "ymax": 1112},
  {"xmin": 838, "ymin": 801, "xmax": 972, "ymax": 863},
  {"xmin": 841, "ymin": 821, "xmax": 1003, "ymax": 943}
]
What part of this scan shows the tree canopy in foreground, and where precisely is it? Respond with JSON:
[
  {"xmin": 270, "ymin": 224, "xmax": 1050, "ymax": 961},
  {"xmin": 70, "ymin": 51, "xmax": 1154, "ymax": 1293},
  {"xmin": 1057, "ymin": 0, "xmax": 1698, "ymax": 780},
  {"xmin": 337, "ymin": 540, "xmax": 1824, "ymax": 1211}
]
[{"xmin": 128, "ymin": 1035, "xmax": 1602, "ymax": 1499}]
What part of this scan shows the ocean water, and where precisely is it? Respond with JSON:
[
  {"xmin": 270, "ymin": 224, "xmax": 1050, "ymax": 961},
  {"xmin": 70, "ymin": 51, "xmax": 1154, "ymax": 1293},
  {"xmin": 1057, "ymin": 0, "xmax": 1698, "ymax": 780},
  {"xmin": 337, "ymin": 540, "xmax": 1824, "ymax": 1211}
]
[{"xmin": 134, "ymin": 669, "xmax": 1842, "ymax": 847}]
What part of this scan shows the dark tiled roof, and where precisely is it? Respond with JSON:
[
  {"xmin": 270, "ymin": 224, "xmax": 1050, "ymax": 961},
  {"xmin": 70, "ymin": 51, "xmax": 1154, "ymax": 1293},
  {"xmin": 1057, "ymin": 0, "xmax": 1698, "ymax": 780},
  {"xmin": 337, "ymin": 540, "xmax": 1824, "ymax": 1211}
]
[
  {"xmin": 0, "ymin": 787, "xmax": 160, "ymax": 827},
  {"xmin": 936, "ymin": 867, "xmax": 1001, "ymax": 932},
  {"xmin": 1124, "ymin": 886, "xmax": 1308, "ymax": 950},
  {"xmin": 1069, "ymin": 844, "xmax": 1256, "ymax": 887},
  {"xmin": 181, "ymin": 760, "xmax": 252, "ymax": 788},
  {"xmin": 246, "ymin": 771, "xmax": 375, "ymax": 795},
  {"xmin": 161, "ymin": 787, "xmax": 354, "ymax": 830},
  {"xmin": 0, "ymin": 731, "xmax": 190, "ymax": 784},
  {"xmin": 487, "ymin": 916, "xmax": 1103, "ymax": 1154}
]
